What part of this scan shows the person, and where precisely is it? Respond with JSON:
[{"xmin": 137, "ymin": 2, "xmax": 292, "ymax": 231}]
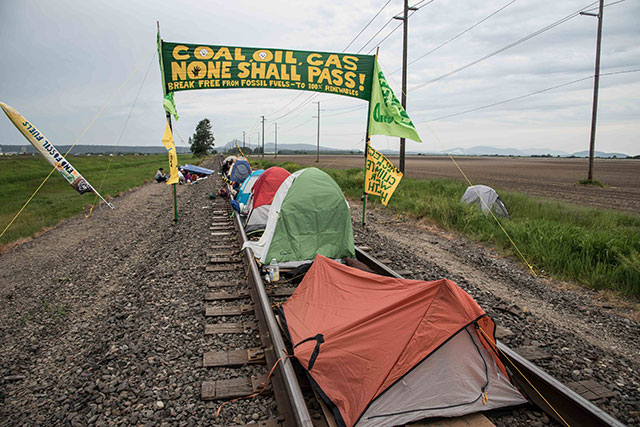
[
  {"xmin": 178, "ymin": 168, "xmax": 185, "ymax": 184},
  {"xmin": 155, "ymin": 168, "xmax": 167, "ymax": 183},
  {"xmin": 184, "ymin": 171, "xmax": 192, "ymax": 182}
]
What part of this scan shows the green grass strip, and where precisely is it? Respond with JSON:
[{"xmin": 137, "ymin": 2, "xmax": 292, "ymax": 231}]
[
  {"xmin": 0, "ymin": 154, "xmax": 204, "ymax": 246},
  {"xmin": 252, "ymin": 159, "xmax": 640, "ymax": 298}
]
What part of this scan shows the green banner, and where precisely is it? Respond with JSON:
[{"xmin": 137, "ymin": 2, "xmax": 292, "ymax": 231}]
[
  {"xmin": 368, "ymin": 61, "xmax": 421, "ymax": 142},
  {"xmin": 159, "ymin": 41, "xmax": 376, "ymax": 101}
]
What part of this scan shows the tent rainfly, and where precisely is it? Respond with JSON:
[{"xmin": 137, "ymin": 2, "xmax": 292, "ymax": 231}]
[
  {"xmin": 281, "ymin": 255, "xmax": 527, "ymax": 427},
  {"xmin": 461, "ymin": 185, "xmax": 510, "ymax": 218},
  {"xmin": 229, "ymin": 158, "xmax": 251, "ymax": 184},
  {"xmin": 244, "ymin": 166, "xmax": 291, "ymax": 233},
  {"xmin": 235, "ymin": 169, "xmax": 264, "ymax": 207},
  {"xmin": 242, "ymin": 168, "xmax": 355, "ymax": 266}
]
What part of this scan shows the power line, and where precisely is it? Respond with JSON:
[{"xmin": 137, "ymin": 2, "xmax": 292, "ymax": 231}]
[
  {"xmin": 393, "ymin": 0, "xmax": 518, "ymax": 74},
  {"xmin": 343, "ymin": 0, "xmax": 393, "ymax": 52},
  {"xmin": 409, "ymin": 1, "xmax": 600, "ymax": 93},
  {"xmin": 359, "ymin": 0, "xmax": 433, "ymax": 54},
  {"xmin": 423, "ymin": 68, "xmax": 640, "ymax": 123},
  {"xmin": 266, "ymin": 0, "xmax": 403, "ymax": 122}
]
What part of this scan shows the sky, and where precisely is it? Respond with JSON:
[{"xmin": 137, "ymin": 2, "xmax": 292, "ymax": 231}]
[{"xmin": 0, "ymin": 0, "xmax": 638, "ymax": 155}]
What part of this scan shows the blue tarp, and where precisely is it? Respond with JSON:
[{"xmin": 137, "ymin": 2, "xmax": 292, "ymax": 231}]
[
  {"xmin": 180, "ymin": 164, "xmax": 214, "ymax": 176},
  {"xmin": 236, "ymin": 169, "xmax": 264, "ymax": 205},
  {"xmin": 230, "ymin": 159, "xmax": 251, "ymax": 184}
]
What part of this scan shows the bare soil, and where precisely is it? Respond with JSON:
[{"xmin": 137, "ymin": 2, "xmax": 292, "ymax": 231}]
[{"xmin": 271, "ymin": 155, "xmax": 640, "ymax": 215}]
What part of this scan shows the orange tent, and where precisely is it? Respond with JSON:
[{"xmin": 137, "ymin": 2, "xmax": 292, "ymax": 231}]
[{"xmin": 281, "ymin": 255, "xmax": 526, "ymax": 427}]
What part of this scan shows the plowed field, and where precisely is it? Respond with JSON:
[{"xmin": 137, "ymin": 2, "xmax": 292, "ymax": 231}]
[{"xmin": 268, "ymin": 155, "xmax": 640, "ymax": 215}]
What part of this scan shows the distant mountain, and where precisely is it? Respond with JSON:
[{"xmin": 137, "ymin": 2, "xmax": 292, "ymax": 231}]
[
  {"xmin": 0, "ymin": 144, "xmax": 191, "ymax": 154},
  {"xmin": 223, "ymin": 140, "xmax": 359, "ymax": 153},
  {"xmin": 441, "ymin": 146, "xmax": 572, "ymax": 157},
  {"xmin": 571, "ymin": 150, "xmax": 630, "ymax": 158},
  {"xmin": 219, "ymin": 141, "xmax": 633, "ymax": 158}
]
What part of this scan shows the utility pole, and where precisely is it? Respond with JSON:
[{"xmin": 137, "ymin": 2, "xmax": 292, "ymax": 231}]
[
  {"xmin": 394, "ymin": 0, "xmax": 416, "ymax": 174},
  {"xmin": 274, "ymin": 123, "xmax": 278, "ymax": 159},
  {"xmin": 242, "ymin": 130, "xmax": 245, "ymax": 149},
  {"xmin": 581, "ymin": 0, "xmax": 604, "ymax": 182},
  {"xmin": 313, "ymin": 102, "xmax": 320, "ymax": 162},
  {"xmin": 261, "ymin": 116, "xmax": 265, "ymax": 158}
]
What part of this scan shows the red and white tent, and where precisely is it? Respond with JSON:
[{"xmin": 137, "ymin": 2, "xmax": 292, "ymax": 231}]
[{"xmin": 281, "ymin": 255, "xmax": 527, "ymax": 427}]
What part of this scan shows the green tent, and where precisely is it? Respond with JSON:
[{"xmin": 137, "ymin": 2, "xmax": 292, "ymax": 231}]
[{"xmin": 243, "ymin": 168, "xmax": 355, "ymax": 266}]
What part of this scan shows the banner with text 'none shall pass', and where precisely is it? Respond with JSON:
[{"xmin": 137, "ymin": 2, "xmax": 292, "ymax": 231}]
[
  {"xmin": 368, "ymin": 61, "xmax": 422, "ymax": 142},
  {"xmin": 365, "ymin": 144, "xmax": 403, "ymax": 206},
  {"xmin": 158, "ymin": 41, "xmax": 376, "ymax": 101},
  {"xmin": 1, "ymin": 102, "xmax": 109, "ymax": 199},
  {"xmin": 161, "ymin": 120, "xmax": 179, "ymax": 185}
]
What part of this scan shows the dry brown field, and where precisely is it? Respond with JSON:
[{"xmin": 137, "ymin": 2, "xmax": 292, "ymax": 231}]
[{"xmin": 259, "ymin": 155, "xmax": 640, "ymax": 215}]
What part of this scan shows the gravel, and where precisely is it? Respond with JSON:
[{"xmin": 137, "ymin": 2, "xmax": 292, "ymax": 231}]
[
  {"xmin": 2, "ymin": 157, "xmax": 638, "ymax": 426},
  {"xmin": 0, "ymin": 157, "xmax": 276, "ymax": 426}
]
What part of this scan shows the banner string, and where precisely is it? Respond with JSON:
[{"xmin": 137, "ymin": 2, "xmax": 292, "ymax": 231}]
[
  {"xmin": 0, "ymin": 52, "xmax": 151, "ymax": 241},
  {"xmin": 87, "ymin": 49, "xmax": 156, "ymax": 218},
  {"xmin": 376, "ymin": 59, "xmax": 536, "ymax": 276}
]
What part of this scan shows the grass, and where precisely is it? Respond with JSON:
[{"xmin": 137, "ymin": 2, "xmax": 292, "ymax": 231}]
[
  {"xmin": 577, "ymin": 178, "xmax": 605, "ymax": 187},
  {"xmin": 251, "ymin": 159, "xmax": 640, "ymax": 298},
  {"xmin": 0, "ymin": 153, "xmax": 204, "ymax": 247}
]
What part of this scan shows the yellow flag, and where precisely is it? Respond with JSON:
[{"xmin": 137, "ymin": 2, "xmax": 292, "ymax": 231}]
[
  {"xmin": 161, "ymin": 120, "xmax": 179, "ymax": 185},
  {"xmin": 364, "ymin": 144, "xmax": 403, "ymax": 206}
]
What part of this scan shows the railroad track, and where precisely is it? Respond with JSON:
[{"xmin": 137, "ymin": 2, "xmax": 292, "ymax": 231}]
[{"xmin": 201, "ymin": 159, "xmax": 624, "ymax": 427}]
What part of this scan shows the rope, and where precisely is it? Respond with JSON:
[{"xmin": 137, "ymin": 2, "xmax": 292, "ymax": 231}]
[
  {"xmin": 424, "ymin": 124, "xmax": 537, "ymax": 276},
  {"xmin": 87, "ymin": 50, "xmax": 156, "ymax": 218},
  {"xmin": 0, "ymin": 53, "xmax": 148, "ymax": 241},
  {"xmin": 477, "ymin": 325, "xmax": 569, "ymax": 426},
  {"xmin": 216, "ymin": 353, "xmax": 293, "ymax": 417},
  {"xmin": 377, "ymin": 60, "xmax": 537, "ymax": 277}
]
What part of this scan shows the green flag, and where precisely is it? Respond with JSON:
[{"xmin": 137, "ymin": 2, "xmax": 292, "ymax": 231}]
[
  {"xmin": 368, "ymin": 61, "xmax": 421, "ymax": 142},
  {"xmin": 157, "ymin": 30, "xmax": 179, "ymax": 120}
]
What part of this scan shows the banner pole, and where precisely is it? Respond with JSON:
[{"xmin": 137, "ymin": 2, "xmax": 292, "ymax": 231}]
[
  {"xmin": 362, "ymin": 48, "xmax": 379, "ymax": 227},
  {"xmin": 158, "ymin": 22, "xmax": 178, "ymax": 224},
  {"xmin": 167, "ymin": 113, "xmax": 178, "ymax": 223}
]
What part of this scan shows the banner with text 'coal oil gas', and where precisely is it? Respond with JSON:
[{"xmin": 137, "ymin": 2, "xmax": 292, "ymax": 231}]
[{"xmin": 159, "ymin": 41, "xmax": 376, "ymax": 101}]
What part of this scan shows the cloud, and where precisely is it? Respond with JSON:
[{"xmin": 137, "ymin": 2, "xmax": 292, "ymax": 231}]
[{"xmin": 0, "ymin": 0, "xmax": 638, "ymax": 155}]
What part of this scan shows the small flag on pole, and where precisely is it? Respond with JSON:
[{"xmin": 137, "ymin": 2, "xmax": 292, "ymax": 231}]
[
  {"xmin": 368, "ymin": 60, "xmax": 421, "ymax": 142},
  {"xmin": 364, "ymin": 144, "xmax": 403, "ymax": 206},
  {"xmin": 161, "ymin": 120, "xmax": 179, "ymax": 185},
  {"xmin": 0, "ymin": 101, "xmax": 113, "ymax": 208}
]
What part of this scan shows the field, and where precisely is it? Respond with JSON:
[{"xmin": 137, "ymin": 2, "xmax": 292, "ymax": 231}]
[
  {"xmin": 0, "ymin": 153, "xmax": 201, "ymax": 247},
  {"xmin": 261, "ymin": 155, "xmax": 640, "ymax": 216}
]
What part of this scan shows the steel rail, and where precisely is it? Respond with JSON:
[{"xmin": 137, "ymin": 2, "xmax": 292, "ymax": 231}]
[
  {"xmin": 228, "ymin": 186, "xmax": 313, "ymax": 426},
  {"xmin": 354, "ymin": 246, "xmax": 624, "ymax": 427}
]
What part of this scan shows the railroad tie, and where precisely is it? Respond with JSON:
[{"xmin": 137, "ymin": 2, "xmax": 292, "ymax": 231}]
[
  {"xmin": 204, "ymin": 320, "xmax": 256, "ymax": 335},
  {"xmin": 205, "ymin": 289, "xmax": 250, "ymax": 301},
  {"xmin": 205, "ymin": 304, "xmax": 253, "ymax": 316},
  {"xmin": 566, "ymin": 380, "xmax": 615, "ymax": 401},
  {"xmin": 513, "ymin": 345, "xmax": 552, "ymax": 361},
  {"xmin": 201, "ymin": 374, "xmax": 271, "ymax": 400},
  {"xmin": 206, "ymin": 282, "xmax": 244, "ymax": 290},
  {"xmin": 202, "ymin": 347, "xmax": 265, "ymax": 368}
]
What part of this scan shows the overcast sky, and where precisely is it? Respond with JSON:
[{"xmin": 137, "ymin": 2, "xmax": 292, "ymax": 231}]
[{"xmin": 1, "ymin": 0, "xmax": 638, "ymax": 155}]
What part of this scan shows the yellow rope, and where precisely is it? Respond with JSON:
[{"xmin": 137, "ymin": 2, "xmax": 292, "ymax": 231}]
[
  {"xmin": 0, "ymin": 168, "xmax": 57, "ymax": 240},
  {"xmin": 0, "ymin": 53, "xmax": 149, "ymax": 240},
  {"xmin": 424, "ymin": 125, "xmax": 536, "ymax": 277},
  {"xmin": 377, "ymin": 59, "xmax": 536, "ymax": 277},
  {"xmin": 477, "ymin": 325, "xmax": 569, "ymax": 426}
]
